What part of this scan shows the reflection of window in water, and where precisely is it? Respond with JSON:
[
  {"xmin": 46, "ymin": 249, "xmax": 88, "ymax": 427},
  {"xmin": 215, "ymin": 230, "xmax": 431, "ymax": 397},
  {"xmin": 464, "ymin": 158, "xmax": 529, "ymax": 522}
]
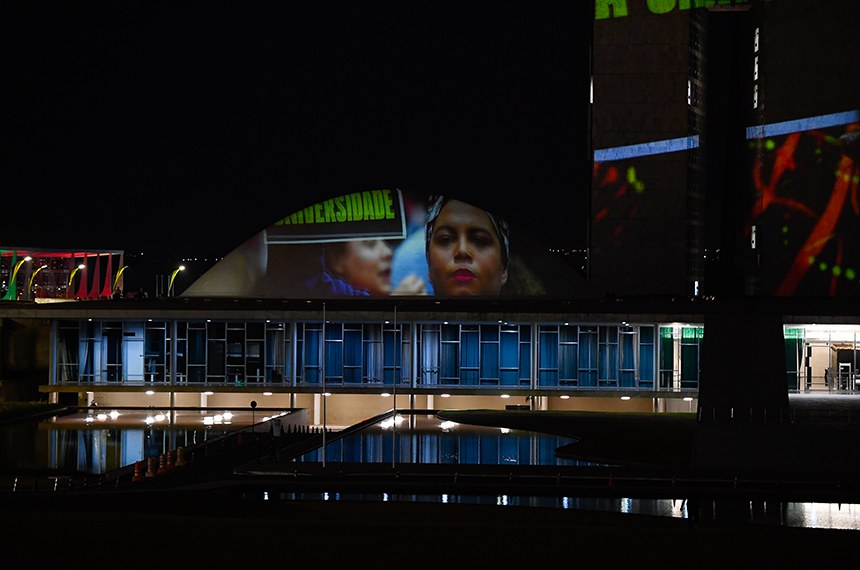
[{"xmin": 293, "ymin": 417, "xmax": 591, "ymax": 467}]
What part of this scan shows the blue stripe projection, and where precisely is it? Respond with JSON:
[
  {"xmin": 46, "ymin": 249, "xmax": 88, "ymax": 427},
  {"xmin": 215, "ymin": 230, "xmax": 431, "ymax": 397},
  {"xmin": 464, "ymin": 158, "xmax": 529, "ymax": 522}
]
[
  {"xmin": 746, "ymin": 110, "xmax": 860, "ymax": 139},
  {"xmin": 593, "ymin": 135, "xmax": 699, "ymax": 162},
  {"xmin": 593, "ymin": 109, "xmax": 860, "ymax": 163}
]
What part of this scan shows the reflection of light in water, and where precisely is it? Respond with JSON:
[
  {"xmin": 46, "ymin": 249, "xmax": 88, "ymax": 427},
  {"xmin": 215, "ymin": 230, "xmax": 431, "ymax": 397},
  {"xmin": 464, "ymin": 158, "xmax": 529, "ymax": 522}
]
[
  {"xmin": 671, "ymin": 499, "xmax": 688, "ymax": 518},
  {"xmin": 28, "ymin": 409, "xmax": 860, "ymax": 531},
  {"xmin": 790, "ymin": 502, "xmax": 860, "ymax": 530},
  {"xmin": 621, "ymin": 497, "xmax": 633, "ymax": 513},
  {"xmin": 380, "ymin": 415, "xmax": 406, "ymax": 429}
]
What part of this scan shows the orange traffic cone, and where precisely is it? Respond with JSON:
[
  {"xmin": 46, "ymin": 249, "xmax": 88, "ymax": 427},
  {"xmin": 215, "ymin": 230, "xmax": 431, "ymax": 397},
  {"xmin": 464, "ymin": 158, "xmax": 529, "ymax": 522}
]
[
  {"xmin": 133, "ymin": 460, "xmax": 144, "ymax": 482},
  {"xmin": 145, "ymin": 456, "xmax": 157, "ymax": 478}
]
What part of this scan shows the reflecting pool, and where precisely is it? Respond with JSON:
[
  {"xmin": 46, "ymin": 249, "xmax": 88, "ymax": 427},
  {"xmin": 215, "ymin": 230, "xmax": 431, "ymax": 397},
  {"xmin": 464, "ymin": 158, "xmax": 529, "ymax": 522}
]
[
  {"xmin": 3, "ymin": 408, "xmax": 860, "ymax": 532},
  {"xmin": 291, "ymin": 413, "xmax": 599, "ymax": 467}
]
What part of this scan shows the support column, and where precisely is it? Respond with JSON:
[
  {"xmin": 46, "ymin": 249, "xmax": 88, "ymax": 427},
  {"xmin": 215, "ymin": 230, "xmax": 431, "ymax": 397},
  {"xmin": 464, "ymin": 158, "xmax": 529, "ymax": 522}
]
[
  {"xmin": 698, "ymin": 309, "xmax": 790, "ymax": 425},
  {"xmin": 313, "ymin": 393, "xmax": 322, "ymax": 426}
]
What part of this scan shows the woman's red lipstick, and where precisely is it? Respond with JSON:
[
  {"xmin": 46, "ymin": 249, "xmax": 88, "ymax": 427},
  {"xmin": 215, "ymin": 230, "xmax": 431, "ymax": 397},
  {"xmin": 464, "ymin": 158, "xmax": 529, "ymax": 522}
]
[{"xmin": 452, "ymin": 269, "xmax": 476, "ymax": 282}]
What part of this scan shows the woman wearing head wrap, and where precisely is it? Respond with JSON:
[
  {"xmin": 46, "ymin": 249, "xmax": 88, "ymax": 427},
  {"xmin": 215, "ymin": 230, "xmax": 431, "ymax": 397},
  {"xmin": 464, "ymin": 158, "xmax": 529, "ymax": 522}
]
[{"xmin": 424, "ymin": 195, "xmax": 510, "ymax": 296}]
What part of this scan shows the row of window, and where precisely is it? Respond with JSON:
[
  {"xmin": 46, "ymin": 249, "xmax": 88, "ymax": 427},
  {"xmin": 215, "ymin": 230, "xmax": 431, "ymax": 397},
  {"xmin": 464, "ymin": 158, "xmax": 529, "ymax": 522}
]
[{"xmin": 54, "ymin": 319, "xmax": 705, "ymax": 391}]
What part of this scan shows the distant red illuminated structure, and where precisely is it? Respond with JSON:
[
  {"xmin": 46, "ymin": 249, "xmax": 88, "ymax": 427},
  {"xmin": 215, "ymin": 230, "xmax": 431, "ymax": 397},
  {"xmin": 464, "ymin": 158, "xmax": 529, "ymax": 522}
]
[{"xmin": 0, "ymin": 248, "xmax": 124, "ymax": 302}]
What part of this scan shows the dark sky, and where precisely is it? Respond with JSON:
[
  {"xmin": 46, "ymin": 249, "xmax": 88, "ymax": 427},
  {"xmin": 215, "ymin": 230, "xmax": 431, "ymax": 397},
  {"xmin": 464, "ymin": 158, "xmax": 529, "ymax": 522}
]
[{"xmin": 3, "ymin": 5, "xmax": 592, "ymax": 258}]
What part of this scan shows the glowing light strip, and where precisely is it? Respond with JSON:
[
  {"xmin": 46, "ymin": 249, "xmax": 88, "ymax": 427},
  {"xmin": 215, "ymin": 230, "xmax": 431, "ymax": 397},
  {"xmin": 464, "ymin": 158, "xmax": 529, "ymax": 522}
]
[
  {"xmin": 594, "ymin": 110, "xmax": 860, "ymax": 162},
  {"xmin": 746, "ymin": 110, "xmax": 860, "ymax": 140},
  {"xmin": 593, "ymin": 135, "xmax": 699, "ymax": 162}
]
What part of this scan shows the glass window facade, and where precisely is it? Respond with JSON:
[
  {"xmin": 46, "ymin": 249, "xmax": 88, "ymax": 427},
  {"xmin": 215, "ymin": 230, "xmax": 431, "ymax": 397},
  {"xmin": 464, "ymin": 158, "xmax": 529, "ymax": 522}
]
[
  {"xmin": 53, "ymin": 318, "xmax": 702, "ymax": 393},
  {"xmin": 50, "ymin": 318, "xmax": 860, "ymax": 395}
]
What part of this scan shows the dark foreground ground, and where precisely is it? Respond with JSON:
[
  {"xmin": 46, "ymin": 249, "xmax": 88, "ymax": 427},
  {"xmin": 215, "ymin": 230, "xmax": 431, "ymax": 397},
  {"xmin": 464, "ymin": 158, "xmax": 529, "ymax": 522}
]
[
  {"xmin": 3, "ymin": 486, "xmax": 859, "ymax": 568},
  {"xmin": 3, "ymin": 397, "xmax": 860, "ymax": 567}
]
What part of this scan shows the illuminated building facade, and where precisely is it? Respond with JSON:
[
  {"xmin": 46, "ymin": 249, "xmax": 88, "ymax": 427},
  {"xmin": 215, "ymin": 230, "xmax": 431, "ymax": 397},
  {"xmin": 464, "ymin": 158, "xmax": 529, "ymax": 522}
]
[{"xmin": 1, "ymin": 1, "xmax": 859, "ymax": 427}]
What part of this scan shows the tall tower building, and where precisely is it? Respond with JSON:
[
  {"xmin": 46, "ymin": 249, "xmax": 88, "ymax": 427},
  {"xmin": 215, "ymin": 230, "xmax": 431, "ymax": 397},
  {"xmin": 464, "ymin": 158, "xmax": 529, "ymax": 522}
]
[{"xmin": 588, "ymin": 0, "xmax": 859, "ymax": 299}]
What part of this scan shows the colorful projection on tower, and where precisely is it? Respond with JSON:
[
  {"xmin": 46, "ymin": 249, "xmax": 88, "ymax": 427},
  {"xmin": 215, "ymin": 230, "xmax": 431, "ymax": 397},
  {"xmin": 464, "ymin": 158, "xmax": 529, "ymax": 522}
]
[{"xmin": 747, "ymin": 119, "xmax": 859, "ymax": 297}]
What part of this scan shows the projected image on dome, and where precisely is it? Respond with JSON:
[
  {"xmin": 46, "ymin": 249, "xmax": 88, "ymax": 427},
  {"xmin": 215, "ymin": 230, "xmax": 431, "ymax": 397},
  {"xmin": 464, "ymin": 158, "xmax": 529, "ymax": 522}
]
[{"xmin": 182, "ymin": 188, "xmax": 592, "ymax": 300}]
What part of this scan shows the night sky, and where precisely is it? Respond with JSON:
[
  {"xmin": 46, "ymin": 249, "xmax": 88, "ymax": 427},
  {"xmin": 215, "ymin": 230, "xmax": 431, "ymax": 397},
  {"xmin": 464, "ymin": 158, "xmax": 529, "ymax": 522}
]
[{"xmin": 3, "ymin": 5, "xmax": 592, "ymax": 259}]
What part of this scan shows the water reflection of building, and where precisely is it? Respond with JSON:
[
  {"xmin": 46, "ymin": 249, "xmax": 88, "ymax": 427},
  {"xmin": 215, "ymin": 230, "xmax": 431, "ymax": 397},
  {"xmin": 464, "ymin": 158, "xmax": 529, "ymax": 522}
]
[
  {"xmin": 39, "ymin": 413, "xmax": 592, "ymax": 475},
  {"xmin": 37, "ymin": 407, "xmax": 298, "ymax": 475},
  {"xmin": 293, "ymin": 415, "xmax": 595, "ymax": 467}
]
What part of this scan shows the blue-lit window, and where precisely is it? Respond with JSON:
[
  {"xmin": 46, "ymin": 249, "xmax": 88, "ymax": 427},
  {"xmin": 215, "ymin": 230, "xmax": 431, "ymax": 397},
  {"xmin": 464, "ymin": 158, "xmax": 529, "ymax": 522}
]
[
  {"xmin": 298, "ymin": 323, "xmax": 322, "ymax": 384},
  {"xmin": 598, "ymin": 326, "xmax": 619, "ymax": 387},
  {"xmin": 298, "ymin": 321, "xmax": 410, "ymax": 388},
  {"xmin": 264, "ymin": 321, "xmax": 289, "ymax": 385},
  {"xmin": 619, "ymin": 328, "xmax": 637, "ymax": 387},
  {"xmin": 419, "ymin": 322, "xmax": 530, "ymax": 388},
  {"xmin": 461, "ymin": 326, "xmax": 479, "ymax": 385},
  {"xmin": 57, "ymin": 321, "xmax": 80, "ymax": 383},
  {"xmin": 539, "ymin": 326, "xmax": 559, "ymax": 386},
  {"xmin": 480, "ymin": 325, "xmax": 499, "ymax": 384},
  {"xmin": 578, "ymin": 326, "xmax": 598, "ymax": 387},
  {"xmin": 419, "ymin": 325, "xmax": 440, "ymax": 385},
  {"xmin": 559, "ymin": 325, "xmax": 578, "ymax": 385},
  {"xmin": 383, "ymin": 322, "xmax": 410, "ymax": 386},
  {"xmin": 538, "ymin": 323, "xmax": 659, "ymax": 390},
  {"xmin": 500, "ymin": 325, "xmax": 525, "ymax": 386},
  {"xmin": 324, "ymin": 324, "xmax": 343, "ymax": 385},
  {"xmin": 362, "ymin": 324, "xmax": 382, "ymax": 384}
]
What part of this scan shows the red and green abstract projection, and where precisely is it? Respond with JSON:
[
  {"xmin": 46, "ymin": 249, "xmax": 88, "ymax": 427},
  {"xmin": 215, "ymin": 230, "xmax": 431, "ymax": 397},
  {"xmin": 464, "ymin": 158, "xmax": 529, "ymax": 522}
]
[{"xmin": 750, "ymin": 123, "xmax": 859, "ymax": 297}]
